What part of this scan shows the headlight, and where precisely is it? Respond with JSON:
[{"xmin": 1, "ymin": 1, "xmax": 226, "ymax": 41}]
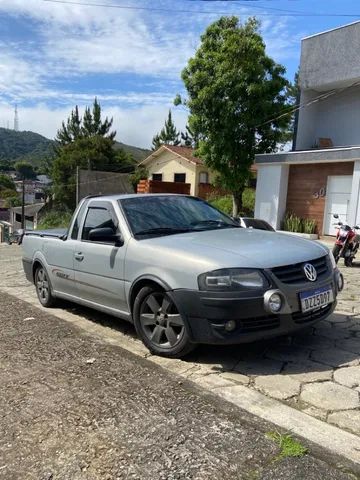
[
  {"xmin": 198, "ymin": 268, "xmax": 267, "ymax": 291},
  {"xmin": 328, "ymin": 251, "xmax": 337, "ymax": 270}
]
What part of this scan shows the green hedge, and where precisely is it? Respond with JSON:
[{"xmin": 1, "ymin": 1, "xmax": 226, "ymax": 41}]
[
  {"xmin": 37, "ymin": 210, "xmax": 73, "ymax": 230},
  {"xmin": 282, "ymin": 213, "xmax": 316, "ymax": 234},
  {"xmin": 209, "ymin": 188, "xmax": 255, "ymax": 216}
]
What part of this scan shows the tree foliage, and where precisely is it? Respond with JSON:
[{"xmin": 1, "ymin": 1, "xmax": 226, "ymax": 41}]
[
  {"xmin": 177, "ymin": 16, "xmax": 291, "ymax": 215},
  {"xmin": 52, "ymin": 99, "xmax": 130, "ymax": 210},
  {"xmin": 15, "ymin": 161, "xmax": 36, "ymax": 180},
  {"xmin": 0, "ymin": 174, "xmax": 16, "ymax": 191},
  {"xmin": 152, "ymin": 110, "xmax": 181, "ymax": 150}
]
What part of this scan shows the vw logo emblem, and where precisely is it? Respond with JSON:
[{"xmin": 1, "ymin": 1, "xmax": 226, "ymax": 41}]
[{"xmin": 304, "ymin": 263, "xmax": 317, "ymax": 282}]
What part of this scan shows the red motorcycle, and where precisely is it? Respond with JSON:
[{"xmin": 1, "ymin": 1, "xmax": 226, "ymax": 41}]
[{"xmin": 332, "ymin": 215, "xmax": 360, "ymax": 267}]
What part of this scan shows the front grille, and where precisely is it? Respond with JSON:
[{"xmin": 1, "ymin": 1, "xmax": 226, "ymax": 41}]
[
  {"xmin": 292, "ymin": 303, "xmax": 332, "ymax": 324},
  {"xmin": 237, "ymin": 315, "xmax": 280, "ymax": 333},
  {"xmin": 271, "ymin": 255, "xmax": 328, "ymax": 284}
]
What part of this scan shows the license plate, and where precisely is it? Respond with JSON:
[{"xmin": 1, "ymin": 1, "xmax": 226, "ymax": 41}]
[{"xmin": 299, "ymin": 285, "xmax": 334, "ymax": 313}]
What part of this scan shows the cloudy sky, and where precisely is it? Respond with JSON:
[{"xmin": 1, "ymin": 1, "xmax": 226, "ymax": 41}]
[{"xmin": 0, "ymin": 0, "xmax": 359, "ymax": 148}]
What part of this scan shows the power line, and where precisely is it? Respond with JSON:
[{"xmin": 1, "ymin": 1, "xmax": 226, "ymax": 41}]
[
  {"xmin": 256, "ymin": 79, "xmax": 360, "ymax": 129},
  {"xmin": 42, "ymin": 0, "xmax": 360, "ymax": 17}
]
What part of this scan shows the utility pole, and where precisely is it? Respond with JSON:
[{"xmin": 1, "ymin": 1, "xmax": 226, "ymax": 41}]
[{"xmin": 21, "ymin": 177, "xmax": 25, "ymax": 230}]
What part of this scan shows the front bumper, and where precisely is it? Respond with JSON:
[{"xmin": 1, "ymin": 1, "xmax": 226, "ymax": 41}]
[{"xmin": 169, "ymin": 268, "xmax": 342, "ymax": 345}]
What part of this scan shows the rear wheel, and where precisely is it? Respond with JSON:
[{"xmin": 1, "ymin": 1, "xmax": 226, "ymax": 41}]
[
  {"xmin": 35, "ymin": 265, "xmax": 56, "ymax": 307},
  {"xmin": 133, "ymin": 285, "xmax": 196, "ymax": 358},
  {"xmin": 344, "ymin": 256, "xmax": 353, "ymax": 267}
]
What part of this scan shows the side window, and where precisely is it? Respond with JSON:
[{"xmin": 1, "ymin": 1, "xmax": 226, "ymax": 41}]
[
  {"xmin": 71, "ymin": 201, "xmax": 87, "ymax": 240},
  {"xmin": 152, "ymin": 173, "xmax": 163, "ymax": 181},
  {"xmin": 81, "ymin": 207, "xmax": 116, "ymax": 241}
]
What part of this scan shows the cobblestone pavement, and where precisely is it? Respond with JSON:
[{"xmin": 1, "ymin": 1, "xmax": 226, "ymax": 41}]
[{"xmin": 0, "ymin": 243, "xmax": 359, "ymax": 440}]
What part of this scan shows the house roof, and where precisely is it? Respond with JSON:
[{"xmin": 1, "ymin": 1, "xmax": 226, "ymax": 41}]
[
  {"xmin": 140, "ymin": 145, "xmax": 203, "ymax": 167},
  {"xmin": 141, "ymin": 144, "xmax": 257, "ymax": 173},
  {"xmin": 10, "ymin": 203, "xmax": 45, "ymax": 216}
]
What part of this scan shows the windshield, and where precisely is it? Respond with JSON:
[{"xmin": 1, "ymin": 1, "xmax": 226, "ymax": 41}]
[{"xmin": 119, "ymin": 195, "xmax": 238, "ymax": 237}]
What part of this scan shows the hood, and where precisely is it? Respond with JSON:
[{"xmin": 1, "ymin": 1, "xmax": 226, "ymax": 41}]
[{"xmin": 145, "ymin": 228, "xmax": 328, "ymax": 269}]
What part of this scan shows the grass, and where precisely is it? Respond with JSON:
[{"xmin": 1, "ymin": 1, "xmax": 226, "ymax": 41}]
[
  {"xmin": 266, "ymin": 431, "xmax": 309, "ymax": 459},
  {"xmin": 209, "ymin": 188, "xmax": 255, "ymax": 216}
]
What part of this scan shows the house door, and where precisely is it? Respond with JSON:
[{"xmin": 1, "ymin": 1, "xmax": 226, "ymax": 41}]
[{"xmin": 323, "ymin": 175, "xmax": 353, "ymax": 235}]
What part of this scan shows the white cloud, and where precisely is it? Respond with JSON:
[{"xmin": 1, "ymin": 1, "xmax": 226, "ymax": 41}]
[{"xmin": 0, "ymin": 101, "xmax": 188, "ymax": 149}]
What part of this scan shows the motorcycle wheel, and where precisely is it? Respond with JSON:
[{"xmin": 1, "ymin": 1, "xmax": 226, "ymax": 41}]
[
  {"xmin": 332, "ymin": 244, "xmax": 341, "ymax": 263},
  {"xmin": 345, "ymin": 257, "xmax": 353, "ymax": 267}
]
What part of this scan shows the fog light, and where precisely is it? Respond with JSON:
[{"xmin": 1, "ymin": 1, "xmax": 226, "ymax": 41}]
[
  {"xmin": 337, "ymin": 273, "xmax": 344, "ymax": 292},
  {"xmin": 269, "ymin": 293, "xmax": 282, "ymax": 313},
  {"xmin": 225, "ymin": 320, "xmax": 237, "ymax": 332}
]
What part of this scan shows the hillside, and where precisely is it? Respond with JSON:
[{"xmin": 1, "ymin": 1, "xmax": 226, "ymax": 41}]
[
  {"xmin": 0, "ymin": 128, "xmax": 54, "ymax": 165},
  {"xmin": 0, "ymin": 128, "xmax": 151, "ymax": 167}
]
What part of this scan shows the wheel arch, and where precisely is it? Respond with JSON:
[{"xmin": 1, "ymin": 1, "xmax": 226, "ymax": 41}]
[{"xmin": 129, "ymin": 275, "xmax": 172, "ymax": 314}]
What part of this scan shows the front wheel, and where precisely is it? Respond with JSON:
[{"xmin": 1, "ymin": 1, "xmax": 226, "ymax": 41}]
[
  {"xmin": 133, "ymin": 285, "xmax": 196, "ymax": 358},
  {"xmin": 332, "ymin": 244, "xmax": 341, "ymax": 263},
  {"xmin": 35, "ymin": 266, "xmax": 56, "ymax": 307}
]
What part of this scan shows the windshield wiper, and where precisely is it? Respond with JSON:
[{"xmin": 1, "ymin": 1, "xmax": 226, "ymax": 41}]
[
  {"xmin": 191, "ymin": 220, "xmax": 239, "ymax": 229},
  {"xmin": 135, "ymin": 227, "xmax": 193, "ymax": 236}
]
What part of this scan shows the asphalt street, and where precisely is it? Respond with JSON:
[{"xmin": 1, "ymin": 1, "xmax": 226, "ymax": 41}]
[{"xmin": 0, "ymin": 292, "xmax": 357, "ymax": 480}]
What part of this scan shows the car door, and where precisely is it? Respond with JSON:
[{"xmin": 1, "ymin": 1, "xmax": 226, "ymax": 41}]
[
  {"xmin": 73, "ymin": 201, "xmax": 128, "ymax": 314},
  {"xmin": 43, "ymin": 200, "xmax": 89, "ymax": 297}
]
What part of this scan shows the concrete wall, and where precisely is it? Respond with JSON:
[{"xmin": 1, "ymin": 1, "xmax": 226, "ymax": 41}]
[
  {"xmin": 296, "ymin": 85, "xmax": 360, "ymax": 150},
  {"xmin": 300, "ymin": 21, "xmax": 360, "ymax": 91},
  {"xmin": 254, "ymin": 164, "xmax": 289, "ymax": 229}
]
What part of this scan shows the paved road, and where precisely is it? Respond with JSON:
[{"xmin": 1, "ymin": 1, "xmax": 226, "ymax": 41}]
[
  {"xmin": 0, "ymin": 291, "xmax": 356, "ymax": 480},
  {"xmin": 1, "ymin": 244, "xmax": 359, "ymax": 437}
]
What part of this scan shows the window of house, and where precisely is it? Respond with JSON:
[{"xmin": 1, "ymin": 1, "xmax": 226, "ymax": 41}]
[
  {"xmin": 199, "ymin": 172, "xmax": 209, "ymax": 184},
  {"xmin": 152, "ymin": 173, "xmax": 163, "ymax": 181},
  {"xmin": 174, "ymin": 173, "xmax": 186, "ymax": 183}
]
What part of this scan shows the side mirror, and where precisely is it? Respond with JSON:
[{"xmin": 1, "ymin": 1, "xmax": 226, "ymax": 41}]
[
  {"xmin": 88, "ymin": 227, "xmax": 124, "ymax": 246},
  {"xmin": 333, "ymin": 214, "xmax": 339, "ymax": 219},
  {"xmin": 355, "ymin": 226, "xmax": 360, "ymax": 230}
]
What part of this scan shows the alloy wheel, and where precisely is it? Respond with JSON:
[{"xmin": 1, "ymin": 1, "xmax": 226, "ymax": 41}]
[{"xmin": 139, "ymin": 292, "xmax": 185, "ymax": 349}]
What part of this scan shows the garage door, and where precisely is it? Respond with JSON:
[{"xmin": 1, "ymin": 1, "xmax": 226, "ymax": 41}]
[{"xmin": 323, "ymin": 175, "xmax": 353, "ymax": 235}]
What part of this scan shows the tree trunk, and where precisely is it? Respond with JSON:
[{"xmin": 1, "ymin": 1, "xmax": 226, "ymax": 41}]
[{"xmin": 232, "ymin": 190, "xmax": 243, "ymax": 218}]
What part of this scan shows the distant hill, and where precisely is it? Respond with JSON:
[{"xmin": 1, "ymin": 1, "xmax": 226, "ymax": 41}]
[
  {"xmin": 114, "ymin": 141, "xmax": 150, "ymax": 163},
  {"xmin": 0, "ymin": 128, "xmax": 151, "ymax": 167},
  {"xmin": 0, "ymin": 128, "xmax": 54, "ymax": 165}
]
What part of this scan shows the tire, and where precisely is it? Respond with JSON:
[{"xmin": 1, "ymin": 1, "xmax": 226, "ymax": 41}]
[
  {"xmin": 133, "ymin": 285, "xmax": 196, "ymax": 358},
  {"xmin": 35, "ymin": 265, "xmax": 56, "ymax": 307},
  {"xmin": 332, "ymin": 244, "xmax": 341, "ymax": 263},
  {"xmin": 345, "ymin": 256, "xmax": 353, "ymax": 267}
]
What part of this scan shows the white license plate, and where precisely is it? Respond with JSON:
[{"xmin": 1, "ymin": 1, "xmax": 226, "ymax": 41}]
[{"xmin": 299, "ymin": 286, "xmax": 334, "ymax": 313}]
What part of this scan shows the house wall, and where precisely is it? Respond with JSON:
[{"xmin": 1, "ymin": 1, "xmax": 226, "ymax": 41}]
[
  {"xmin": 147, "ymin": 151, "xmax": 198, "ymax": 195},
  {"xmin": 296, "ymin": 85, "xmax": 360, "ymax": 150},
  {"xmin": 286, "ymin": 162, "xmax": 354, "ymax": 234},
  {"xmin": 254, "ymin": 164, "xmax": 289, "ymax": 229},
  {"xmin": 300, "ymin": 22, "xmax": 360, "ymax": 91}
]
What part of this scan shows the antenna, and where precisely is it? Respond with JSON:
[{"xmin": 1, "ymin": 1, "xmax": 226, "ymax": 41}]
[{"xmin": 14, "ymin": 104, "xmax": 19, "ymax": 131}]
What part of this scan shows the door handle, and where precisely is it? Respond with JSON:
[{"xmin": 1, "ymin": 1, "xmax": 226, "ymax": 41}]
[{"xmin": 75, "ymin": 252, "xmax": 84, "ymax": 261}]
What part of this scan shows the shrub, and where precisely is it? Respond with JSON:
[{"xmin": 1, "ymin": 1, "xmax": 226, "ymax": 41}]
[
  {"xmin": 282, "ymin": 213, "xmax": 317, "ymax": 234},
  {"xmin": 209, "ymin": 188, "xmax": 255, "ymax": 216},
  {"xmin": 209, "ymin": 195, "xmax": 233, "ymax": 215},
  {"xmin": 37, "ymin": 210, "xmax": 73, "ymax": 230},
  {"xmin": 302, "ymin": 218, "xmax": 316, "ymax": 234}
]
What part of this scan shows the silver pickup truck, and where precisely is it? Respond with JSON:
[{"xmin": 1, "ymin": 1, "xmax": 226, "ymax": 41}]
[{"xmin": 22, "ymin": 194, "xmax": 344, "ymax": 358}]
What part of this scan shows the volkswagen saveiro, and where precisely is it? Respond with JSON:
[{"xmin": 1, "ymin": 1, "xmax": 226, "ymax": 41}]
[{"xmin": 22, "ymin": 194, "xmax": 343, "ymax": 358}]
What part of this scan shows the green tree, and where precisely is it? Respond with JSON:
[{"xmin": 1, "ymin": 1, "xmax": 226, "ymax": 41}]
[
  {"xmin": 152, "ymin": 110, "xmax": 180, "ymax": 150},
  {"xmin": 52, "ymin": 99, "xmax": 128, "ymax": 210},
  {"xmin": 177, "ymin": 16, "xmax": 291, "ymax": 215},
  {"xmin": 0, "ymin": 174, "xmax": 16, "ymax": 191},
  {"xmin": 180, "ymin": 125, "xmax": 197, "ymax": 148},
  {"xmin": 129, "ymin": 166, "xmax": 148, "ymax": 192},
  {"xmin": 15, "ymin": 161, "xmax": 36, "ymax": 180},
  {"xmin": 278, "ymin": 69, "xmax": 300, "ymax": 149}
]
